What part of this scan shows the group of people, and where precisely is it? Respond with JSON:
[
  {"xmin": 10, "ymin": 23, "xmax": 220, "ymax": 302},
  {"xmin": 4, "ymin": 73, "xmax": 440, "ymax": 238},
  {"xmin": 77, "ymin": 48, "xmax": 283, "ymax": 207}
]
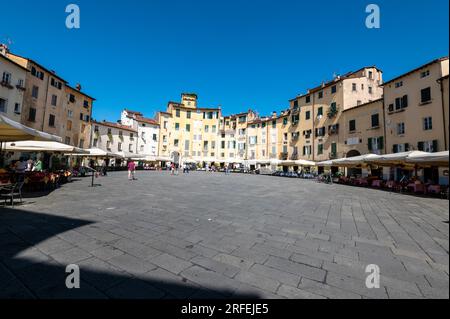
[{"xmin": 10, "ymin": 157, "xmax": 43, "ymax": 173}]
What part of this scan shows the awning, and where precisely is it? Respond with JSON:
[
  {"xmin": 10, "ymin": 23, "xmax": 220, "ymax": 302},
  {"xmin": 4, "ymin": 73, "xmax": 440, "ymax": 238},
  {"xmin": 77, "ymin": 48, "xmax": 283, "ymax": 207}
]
[
  {"xmin": 5, "ymin": 141, "xmax": 88, "ymax": 154},
  {"xmin": 0, "ymin": 114, "xmax": 62, "ymax": 142}
]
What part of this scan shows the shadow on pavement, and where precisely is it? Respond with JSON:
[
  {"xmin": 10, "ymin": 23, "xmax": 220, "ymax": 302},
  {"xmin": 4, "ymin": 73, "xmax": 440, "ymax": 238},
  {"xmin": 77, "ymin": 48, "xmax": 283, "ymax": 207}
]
[{"xmin": 0, "ymin": 207, "xmax": 260, "ymax": 299}]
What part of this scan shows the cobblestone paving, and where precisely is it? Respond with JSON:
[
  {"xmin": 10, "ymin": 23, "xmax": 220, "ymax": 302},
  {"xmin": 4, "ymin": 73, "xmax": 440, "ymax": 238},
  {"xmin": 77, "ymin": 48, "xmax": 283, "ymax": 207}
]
[{"xmin": 1, "ymin": 171, "xmax": 448, "ymax": 299}]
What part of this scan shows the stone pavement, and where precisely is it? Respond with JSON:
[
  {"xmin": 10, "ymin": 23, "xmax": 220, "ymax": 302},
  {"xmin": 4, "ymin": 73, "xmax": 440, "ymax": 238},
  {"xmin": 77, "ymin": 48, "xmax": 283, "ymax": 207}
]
[{"xmin": 0, "ymin": 171, "xmax": 448, "ymax": 299}]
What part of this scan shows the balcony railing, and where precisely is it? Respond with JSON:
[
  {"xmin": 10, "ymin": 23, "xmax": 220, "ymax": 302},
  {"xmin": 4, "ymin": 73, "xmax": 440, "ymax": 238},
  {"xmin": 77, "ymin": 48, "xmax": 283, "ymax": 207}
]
[
  {"xmin": 0, "ymin": 81, "xmax": 13, "ymax": 89},
  {"xmin": 290, "ymin": 153, "xmax": 298, "ymax": 160},
  {"xmin": 279, "ymin": 152, "xmax": 288, "ymax": 160}
]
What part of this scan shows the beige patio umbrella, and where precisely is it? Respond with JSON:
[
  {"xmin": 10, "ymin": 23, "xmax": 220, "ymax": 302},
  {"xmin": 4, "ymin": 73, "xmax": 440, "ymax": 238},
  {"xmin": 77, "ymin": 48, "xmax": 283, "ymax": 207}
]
[
  {"xmin": 67, "ymin": 147, "xmax": 121, "ymax": 158},
  {"xmin": 0, "ymin": 114, "xmax": 62, "ymax": 142},
  {"xmin": 5, "ymin": 141, "xmax": 88, "ymax": 154},
  {"xmin": 404, "ymin": 151, "xmax": 449, "ymax": 167},
  {"xmin": 331, "ymin": 153, "xmax": 381, "ymax": 167},
  {"xmin": 294, "ymin": 159, "xmax": 316, "ymax": 166},
  {"xmin": 316, "ymin": 160, "xmax": 334, "ymax": 167},
  {"xmin": 364, "ymin": 151, "xmax": 426, "ymax": 167}
]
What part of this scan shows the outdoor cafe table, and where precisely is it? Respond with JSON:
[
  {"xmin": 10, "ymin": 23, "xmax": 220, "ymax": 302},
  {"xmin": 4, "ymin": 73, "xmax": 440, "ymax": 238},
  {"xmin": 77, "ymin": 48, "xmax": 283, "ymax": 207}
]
[
  {"xmin": 407, "ymin": 183, "xmax": 425, "ymax": 194},
  {"xmin": 427, "ymin": 184, "xmax": 441, "ymax": 195}
]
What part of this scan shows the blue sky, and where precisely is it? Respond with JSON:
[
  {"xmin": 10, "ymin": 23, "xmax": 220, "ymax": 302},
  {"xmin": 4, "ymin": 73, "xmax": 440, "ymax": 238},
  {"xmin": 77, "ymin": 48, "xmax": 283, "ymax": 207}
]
[{"xmin": 1, "ymin": 0, "xmax": 448, "ymax": 121}]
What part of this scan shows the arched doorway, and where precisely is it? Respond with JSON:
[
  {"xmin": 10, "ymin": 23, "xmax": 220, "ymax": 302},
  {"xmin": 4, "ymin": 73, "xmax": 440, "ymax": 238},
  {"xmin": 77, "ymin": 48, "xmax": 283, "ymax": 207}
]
[{"xmin": 346, "ymin": 150, "xmax": 361, "ymax": 177}]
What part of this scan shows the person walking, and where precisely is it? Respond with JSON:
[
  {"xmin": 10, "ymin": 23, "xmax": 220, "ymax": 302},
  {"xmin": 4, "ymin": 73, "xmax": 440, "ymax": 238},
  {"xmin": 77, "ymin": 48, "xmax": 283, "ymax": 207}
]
[
  {"xmin": 128, "ymin": 160, "xmax": 136, "ymax": 181},
  {"xmin": 101, "ymin": 159, "xmax": 108, "ymax": 176}
]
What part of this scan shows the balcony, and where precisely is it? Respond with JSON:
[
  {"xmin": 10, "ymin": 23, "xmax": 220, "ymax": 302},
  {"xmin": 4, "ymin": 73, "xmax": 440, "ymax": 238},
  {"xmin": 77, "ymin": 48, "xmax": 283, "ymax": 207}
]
[
  {"xmin": 328, "ymin": 128, "xmax": 339, "ymax": 136},
  {"xmin": 290, "ymin": 153, "xmax": 298, "ymax": 160},
  {"xmin": 0, "ymin": 81, "xmax": 13, "ymax": 89},
  {"xmin": 279, "ymin": 152, "xmax": 288, "ymax": 160},
  {"xmin": 16, "ymin": 84, "xmax": 26, "ymax": 91},
  {"xmin": 329, "ymin": 152, "xmax": 338, "ymax": 159}
]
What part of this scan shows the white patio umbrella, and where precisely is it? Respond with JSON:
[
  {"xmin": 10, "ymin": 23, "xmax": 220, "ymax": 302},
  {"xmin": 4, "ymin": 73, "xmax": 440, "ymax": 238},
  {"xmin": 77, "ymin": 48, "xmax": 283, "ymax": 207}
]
[
  {"xmin": 294, "ymin": 159, "xmax": 317, "ymax": 166},
  {"xmin": 156, "ymin": 156, "xmax": 172, "ymax": 162},
  {"xmin": 364, "ymin": 151, "xmax": 427, "ymax": 166},
  {"xmin": 5, "ymin": 141, "xmax": 88, "ymax": 154},
  {"xmin": 0, "ymin": 114, "xmax": 62, "ymax": 142},
  {"xmin": 131, "ymin": 155, "xmax": 157, "ymax": 162},
  {"xmin": 115, "ymin": 151, "xmax": 136, "ymax": 159},
  {"xmin": 316, "ymin": 160, "xmax": 334, "ymax": 167},
  {"xmin": 270, "ymin": 159, "xmax": 283, "ymax": 166},
  {"xmin": 67, "ymin": 147, "xmax": 119, "ymax": 157},
  {"xmin": 331, "ymin": 153, "xmax": 381, "ymax": 167},
  {"xmin": 405, "ymin": 151, "xmax": 449, "ymax": 167}
]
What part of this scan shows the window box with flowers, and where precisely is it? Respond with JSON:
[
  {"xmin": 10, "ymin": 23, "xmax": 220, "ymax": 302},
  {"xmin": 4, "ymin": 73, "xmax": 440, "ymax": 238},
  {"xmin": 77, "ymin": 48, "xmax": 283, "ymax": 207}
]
[{"xmin": 327, "ymin": 103, "xmax": 339, "ymax": 119}]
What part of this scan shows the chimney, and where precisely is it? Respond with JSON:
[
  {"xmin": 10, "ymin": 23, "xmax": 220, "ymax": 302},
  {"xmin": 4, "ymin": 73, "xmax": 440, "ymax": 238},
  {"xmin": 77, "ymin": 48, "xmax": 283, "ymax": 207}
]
[
  {"xmin": 272, "ymin": 111, "xmax": 277, "ymax": 118},
  {"xmin": 76, "ymin": 83, "xmax": 82, "ymax": 91},
  {"xmin": 0, "ymin": 43, "xmax": 9, "ymax": 56}
]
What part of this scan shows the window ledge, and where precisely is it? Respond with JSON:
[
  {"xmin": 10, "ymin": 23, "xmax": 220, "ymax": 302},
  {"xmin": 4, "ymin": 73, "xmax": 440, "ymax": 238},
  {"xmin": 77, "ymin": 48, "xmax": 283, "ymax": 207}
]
[
  {"xmin": 419, "ymin": 100, "xmax": 432, "ymax": 106},
  {"xmin": 368, "ymin": 126, "xmax": 380, "ymax": 130},
  {"xmin": 388, "ymin": 108, "xmax": 405, "ymax": 115}
]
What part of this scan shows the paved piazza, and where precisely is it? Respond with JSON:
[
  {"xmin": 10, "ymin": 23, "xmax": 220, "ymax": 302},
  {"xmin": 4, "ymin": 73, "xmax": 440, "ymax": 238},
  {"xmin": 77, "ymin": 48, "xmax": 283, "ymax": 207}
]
[{"xmin": 0, "ymin": 171, "xmax": 448, "ymax": 299}]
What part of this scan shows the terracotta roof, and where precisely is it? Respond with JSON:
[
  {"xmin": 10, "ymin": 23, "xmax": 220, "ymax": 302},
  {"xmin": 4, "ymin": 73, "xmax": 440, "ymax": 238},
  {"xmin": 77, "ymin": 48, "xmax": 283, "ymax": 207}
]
[
  {"xmin": 382, "ymin": 57, "xmax": 449, "ymax": 86},
  {"xmin": 0, "ymin": 54, "xmax": 29, "ymax": 72},
  {"xmin": 66, "ymin": 85, "xmax": 96, "ymax": 101},
  {"xmin": 124, "ymin": 109, "xmax": 143, "ymax": 116},
  {"xmin": 158, "ymin": 111, "xmax": 172, "ymax": 116},
  {"xmin": 197, "ymin": 107, "xmax": 221, "ymax": 111},
  {"xmin": 342, "ymin": 98, "xmax": 384, "ymax": 113},
  {"xmin": 92, "ymin": 120, "xmax": 137, "ymax": 132},
  {"xmin": 135, "ymin": 116, "xmax": 159, "ymax": 126},
  {"xmin": 7, "ymin": 52, "xmax": 68, "ymax": 83},
  {"xmin": 289, "ymin": 66, "xmax": 382, "ymax": 101}
]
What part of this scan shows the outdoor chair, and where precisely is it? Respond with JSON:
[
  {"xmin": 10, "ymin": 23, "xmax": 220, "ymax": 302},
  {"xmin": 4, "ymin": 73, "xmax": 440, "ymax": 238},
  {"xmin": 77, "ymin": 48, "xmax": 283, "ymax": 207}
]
[
  {"xmin": 385, "ymin": 180, "xmax": 401, "ymax": 192},
  {"xmin": 0, "ymin": 182, "xmax": 24, "ymax": 207},
  {"xmin": 371, "ymin": 180, "xmax": 383, "ymax": 188},
  {"xmin": 427, "ymin": 184, "xmax": 441, "ymax": 195}
]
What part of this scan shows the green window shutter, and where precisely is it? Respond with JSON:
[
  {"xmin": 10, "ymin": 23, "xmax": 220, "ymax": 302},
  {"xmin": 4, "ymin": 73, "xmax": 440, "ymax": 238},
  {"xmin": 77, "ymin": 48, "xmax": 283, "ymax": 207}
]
[
  {"xmin": 417, "ymin": 141, "xmax": 424, "ymax": 151},
  {"xmin": 368, "ymin": 138, "xmax": 372, "ymax": 151},
  {"xmin": 378, "ymin": 136, "xmax": 384, "ymax": 149},
  {"xmin": 432, "ymin": 140, "xmax": 438, "ymax": 152}
]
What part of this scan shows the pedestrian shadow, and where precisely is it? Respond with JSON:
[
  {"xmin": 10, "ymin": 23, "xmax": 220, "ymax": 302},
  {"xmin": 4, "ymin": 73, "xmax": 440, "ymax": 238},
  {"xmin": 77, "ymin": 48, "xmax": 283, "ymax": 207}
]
[{"xmin": 0, "ymin": 207, "xmax": 260, "ymax": 299}]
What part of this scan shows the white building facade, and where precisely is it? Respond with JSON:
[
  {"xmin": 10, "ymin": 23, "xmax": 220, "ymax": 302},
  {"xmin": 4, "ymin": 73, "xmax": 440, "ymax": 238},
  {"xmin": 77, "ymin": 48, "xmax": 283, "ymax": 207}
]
[
  {"xmin": 0, "ymin": 49, "xmax": 27, "ymax": 122},
  {"xmin": 121, "ymin": 109, "xmax": 159, "ymax": 156},
  {"xmin": 91, "ymin": 120, "xmax": 137, "ymax": 156}
]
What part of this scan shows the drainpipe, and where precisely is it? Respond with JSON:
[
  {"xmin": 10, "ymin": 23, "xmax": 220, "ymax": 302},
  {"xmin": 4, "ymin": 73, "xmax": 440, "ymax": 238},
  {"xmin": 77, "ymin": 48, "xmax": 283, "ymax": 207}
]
[
  {"xmin": 41, "ymin": 71, "xmax": 51, "ymax": 132},
  {"xmin": 382, "ymin": 98, "xmax": 387, "ymax": 153},
  {"xmin": 312, "ymin": 93, "xmax": 315, "ymax": 162},
  {"xmin": 437, "ymin": 78, "xmax": 448, "ymax": 151}
]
